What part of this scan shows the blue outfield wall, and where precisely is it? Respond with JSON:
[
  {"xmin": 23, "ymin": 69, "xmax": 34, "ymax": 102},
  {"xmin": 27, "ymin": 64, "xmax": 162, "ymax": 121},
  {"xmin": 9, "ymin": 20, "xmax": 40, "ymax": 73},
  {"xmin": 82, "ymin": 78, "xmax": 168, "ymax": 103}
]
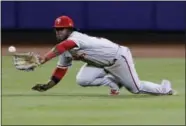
[{"xmin": 1, "ymin": 1, "xmax": 186, "ymax": 30}]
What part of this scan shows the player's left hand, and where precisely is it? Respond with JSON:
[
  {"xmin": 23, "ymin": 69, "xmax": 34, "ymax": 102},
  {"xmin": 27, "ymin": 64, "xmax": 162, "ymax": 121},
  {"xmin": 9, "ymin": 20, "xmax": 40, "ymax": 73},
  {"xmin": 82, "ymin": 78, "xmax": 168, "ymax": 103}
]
[{"xmin": 32, "ymin": 84, "xmax": 48, "ymax": 92}]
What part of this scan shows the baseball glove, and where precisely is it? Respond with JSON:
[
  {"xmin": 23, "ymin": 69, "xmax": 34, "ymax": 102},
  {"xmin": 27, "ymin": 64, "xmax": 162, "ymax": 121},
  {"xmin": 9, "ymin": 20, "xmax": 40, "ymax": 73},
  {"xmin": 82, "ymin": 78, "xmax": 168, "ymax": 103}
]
[{"xmin": 13, "ymin": 52, "xmax": 41, "ymax": 72}]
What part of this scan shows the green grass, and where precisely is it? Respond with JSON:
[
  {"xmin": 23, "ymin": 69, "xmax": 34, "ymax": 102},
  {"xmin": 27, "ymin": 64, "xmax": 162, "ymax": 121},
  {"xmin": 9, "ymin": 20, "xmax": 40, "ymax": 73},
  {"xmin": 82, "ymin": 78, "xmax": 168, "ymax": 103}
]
[{"xmin": 2, "ymin": 56, "xmax": 185, "ymax": 125}]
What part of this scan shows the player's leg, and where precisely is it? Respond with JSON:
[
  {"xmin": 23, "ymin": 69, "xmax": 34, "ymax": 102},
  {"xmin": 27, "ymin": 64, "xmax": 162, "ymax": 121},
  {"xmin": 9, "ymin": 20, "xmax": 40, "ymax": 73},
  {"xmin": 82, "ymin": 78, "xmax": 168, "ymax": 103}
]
[
  {"xmin": 105, "ymin": 47, "xmax": 174, "ymax": 95},
  {"xmin": 76, "ymin": 63, "xmax": 120, "ymax": 91}
]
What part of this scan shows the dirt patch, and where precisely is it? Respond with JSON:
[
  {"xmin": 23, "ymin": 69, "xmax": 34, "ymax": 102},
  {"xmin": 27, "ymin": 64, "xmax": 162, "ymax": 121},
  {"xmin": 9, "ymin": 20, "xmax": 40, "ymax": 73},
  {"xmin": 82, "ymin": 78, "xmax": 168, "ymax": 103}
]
[{"xmin": 2, "ymin": 44, "xmax": 185, "ymax": 58}]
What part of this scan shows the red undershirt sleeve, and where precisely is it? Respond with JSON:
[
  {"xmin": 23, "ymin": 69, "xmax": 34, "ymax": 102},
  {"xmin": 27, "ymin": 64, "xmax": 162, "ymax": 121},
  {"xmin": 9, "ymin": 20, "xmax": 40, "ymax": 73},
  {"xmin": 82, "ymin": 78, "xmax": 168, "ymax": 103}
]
[
  {"xmin": 51, "ymin": 67, "xmax": 68, "ymax": 84},
  {"xmin": 43, "ymin": 40, "xmax": 77, "ymax": 63},
  {"xmin": 42, "ymin": 40, "xmax": 77, "ymax": 84}
]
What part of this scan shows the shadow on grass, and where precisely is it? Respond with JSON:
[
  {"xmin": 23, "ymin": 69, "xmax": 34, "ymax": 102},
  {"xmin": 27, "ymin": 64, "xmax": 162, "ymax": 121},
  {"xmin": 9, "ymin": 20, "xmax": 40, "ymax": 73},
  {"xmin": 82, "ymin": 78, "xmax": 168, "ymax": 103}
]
[{"xmin": 2, "ymin": 93, "xmax": 174, "ymax": 99}]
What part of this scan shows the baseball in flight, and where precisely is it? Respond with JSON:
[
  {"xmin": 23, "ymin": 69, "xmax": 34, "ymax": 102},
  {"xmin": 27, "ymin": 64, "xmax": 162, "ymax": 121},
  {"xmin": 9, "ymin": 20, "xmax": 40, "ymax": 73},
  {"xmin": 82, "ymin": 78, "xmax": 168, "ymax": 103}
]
[{"xmin": 8, "ymin": 46, "xmax": 16, "ymax": 53}]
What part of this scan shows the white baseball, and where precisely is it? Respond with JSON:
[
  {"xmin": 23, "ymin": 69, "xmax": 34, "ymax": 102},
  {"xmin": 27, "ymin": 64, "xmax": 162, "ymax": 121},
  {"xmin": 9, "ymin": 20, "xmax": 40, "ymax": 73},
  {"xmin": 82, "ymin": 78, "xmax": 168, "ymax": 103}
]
[{"xmin": 8, "ymin": 46, "xmax": 16, "ymax": 53}]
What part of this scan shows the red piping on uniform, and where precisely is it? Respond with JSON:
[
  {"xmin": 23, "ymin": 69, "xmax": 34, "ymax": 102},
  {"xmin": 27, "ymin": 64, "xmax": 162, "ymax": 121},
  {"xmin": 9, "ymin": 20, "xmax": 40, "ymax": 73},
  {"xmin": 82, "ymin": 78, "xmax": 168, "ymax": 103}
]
[
  {"xmin": 121, "ymin": 55, "xmax": 166, "ymax": 95},
  {"xmin": 121, "ymin": 55, "xmax": 140, "ymax": 92}
]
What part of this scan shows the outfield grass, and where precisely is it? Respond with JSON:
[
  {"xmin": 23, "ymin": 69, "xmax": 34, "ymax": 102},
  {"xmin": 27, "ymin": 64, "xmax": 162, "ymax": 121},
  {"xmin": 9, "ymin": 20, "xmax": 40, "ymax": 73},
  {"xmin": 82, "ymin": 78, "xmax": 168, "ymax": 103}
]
[{"xmin": 2, "ymin": 56, "xmax": 185, "ymax": 125}]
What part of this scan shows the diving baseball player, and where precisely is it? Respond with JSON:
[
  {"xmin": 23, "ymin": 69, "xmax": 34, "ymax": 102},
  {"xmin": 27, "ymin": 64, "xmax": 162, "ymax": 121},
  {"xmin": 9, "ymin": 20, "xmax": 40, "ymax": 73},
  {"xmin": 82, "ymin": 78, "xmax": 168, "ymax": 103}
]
[{"xmin": 30, "ymin": 15, "xmax": 176, "ymax": 96}]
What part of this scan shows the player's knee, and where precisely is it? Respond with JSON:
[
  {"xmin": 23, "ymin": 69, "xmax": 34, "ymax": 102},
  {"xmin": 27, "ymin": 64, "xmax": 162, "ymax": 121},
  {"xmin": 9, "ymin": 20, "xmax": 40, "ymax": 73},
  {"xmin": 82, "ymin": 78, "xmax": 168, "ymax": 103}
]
[
  {"xmin": 129, "ymin": 88, "xmax": 140, "ymax": 94},
  {"xmin": 131, "ymin": 91, "xmax": 140, "ymax": 94},
  {"xmin": 125, "ymin": 87, "xmax": 140, "ymax": 94},
  {"xmin": 76, "ymin": 77, "xmax": 91, "ymax": 87}
]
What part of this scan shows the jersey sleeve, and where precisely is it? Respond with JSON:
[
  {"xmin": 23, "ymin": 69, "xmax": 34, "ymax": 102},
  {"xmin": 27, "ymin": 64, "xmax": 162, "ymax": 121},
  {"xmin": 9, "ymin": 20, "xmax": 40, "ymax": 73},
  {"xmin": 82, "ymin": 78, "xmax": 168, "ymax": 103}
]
[{"xmin": 57, "ymin": 51, "xmax": 73, "ymax": 68}]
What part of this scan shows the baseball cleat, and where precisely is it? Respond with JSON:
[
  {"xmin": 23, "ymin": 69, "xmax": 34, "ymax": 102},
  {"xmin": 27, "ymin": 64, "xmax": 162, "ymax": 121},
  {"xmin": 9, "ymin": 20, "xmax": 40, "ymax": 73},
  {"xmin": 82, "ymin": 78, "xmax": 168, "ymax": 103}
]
[
  {"xmin": 109, "ymin": 89, "xmax": 120, "ymax": 96},
  {"xmin": 161, "ymin": 79, "xmax": 177, "ymax": 95},
  {"xmin": 167, "ymin": 90, "xmax": 178, "ymax": 95}
]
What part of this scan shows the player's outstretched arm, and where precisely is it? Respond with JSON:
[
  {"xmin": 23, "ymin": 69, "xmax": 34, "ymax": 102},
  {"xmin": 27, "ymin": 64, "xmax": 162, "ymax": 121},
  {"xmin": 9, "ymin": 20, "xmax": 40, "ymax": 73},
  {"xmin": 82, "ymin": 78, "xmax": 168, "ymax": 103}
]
[
  {"xmin": 32, "ymin": 66, "xmax": 68, "ymax": 92},
  {"xmin": 40, "ymin": 40, "xmax": 77, "ymax": 64}
]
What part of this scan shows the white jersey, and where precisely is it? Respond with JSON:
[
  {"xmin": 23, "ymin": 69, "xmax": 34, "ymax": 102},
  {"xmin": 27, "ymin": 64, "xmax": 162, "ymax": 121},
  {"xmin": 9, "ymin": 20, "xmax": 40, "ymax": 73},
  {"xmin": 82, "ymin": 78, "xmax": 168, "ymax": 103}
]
[{"xmin": 57, "ymin": 31, "xmax": 120, "ymax": 67}]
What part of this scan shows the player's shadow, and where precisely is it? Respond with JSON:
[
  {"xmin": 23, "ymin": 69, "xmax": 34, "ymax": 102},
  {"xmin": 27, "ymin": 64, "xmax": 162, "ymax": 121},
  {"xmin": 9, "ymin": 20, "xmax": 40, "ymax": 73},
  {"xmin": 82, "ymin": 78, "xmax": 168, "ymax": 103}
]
[{"xmin": 2, "ymin": 93, "xmax": 173, "ymax": 99}]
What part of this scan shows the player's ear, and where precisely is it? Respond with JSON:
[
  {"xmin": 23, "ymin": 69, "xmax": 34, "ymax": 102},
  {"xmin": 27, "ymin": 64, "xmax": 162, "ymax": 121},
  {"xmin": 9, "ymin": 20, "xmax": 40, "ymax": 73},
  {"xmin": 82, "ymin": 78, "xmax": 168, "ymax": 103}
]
[{"xmin": 67, "ymin": 27, "xmax": 75, "ymax": 34}]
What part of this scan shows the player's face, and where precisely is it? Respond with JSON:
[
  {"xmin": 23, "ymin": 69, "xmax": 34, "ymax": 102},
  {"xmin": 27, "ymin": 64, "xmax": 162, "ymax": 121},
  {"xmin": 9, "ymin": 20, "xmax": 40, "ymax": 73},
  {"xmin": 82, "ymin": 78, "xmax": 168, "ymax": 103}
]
[{"xmin": 55, "ymin": 28, "xmax": 69, "ymax": 41}]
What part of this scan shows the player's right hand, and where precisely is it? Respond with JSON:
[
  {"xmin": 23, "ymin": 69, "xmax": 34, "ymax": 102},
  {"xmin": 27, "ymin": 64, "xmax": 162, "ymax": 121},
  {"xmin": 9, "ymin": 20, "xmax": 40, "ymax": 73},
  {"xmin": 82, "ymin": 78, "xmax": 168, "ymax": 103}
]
[{"xmin": 32, "ymin": 84, "xmax": 48, "ymax": 92}]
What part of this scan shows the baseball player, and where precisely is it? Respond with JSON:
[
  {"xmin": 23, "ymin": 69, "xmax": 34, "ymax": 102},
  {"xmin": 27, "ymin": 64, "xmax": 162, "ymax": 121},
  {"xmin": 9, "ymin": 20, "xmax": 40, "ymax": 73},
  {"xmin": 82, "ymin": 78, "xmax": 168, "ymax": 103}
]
[{"xmin": 30, "ymin": 15, "xmax": 176, "ymax": 96}]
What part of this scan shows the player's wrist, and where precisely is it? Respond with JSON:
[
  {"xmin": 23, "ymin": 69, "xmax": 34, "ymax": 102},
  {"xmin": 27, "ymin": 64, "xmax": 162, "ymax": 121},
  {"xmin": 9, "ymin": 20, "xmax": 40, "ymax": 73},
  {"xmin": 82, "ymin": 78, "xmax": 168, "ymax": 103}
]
[
  {"xmin": 38, "ymin": 56, "xmax": 47, "ymax": 64},
  {"xmin": 43, "ymin": 79, "xmax": 58, "ymax": 90},
  {"xmin": 50, "ymin": 76, "xmax": 61, "ymax": 85}
]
